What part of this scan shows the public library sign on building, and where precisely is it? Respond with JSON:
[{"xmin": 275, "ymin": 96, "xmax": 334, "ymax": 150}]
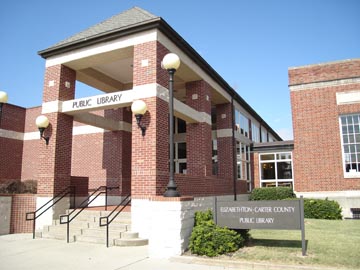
[{"xmin": 1, "ymin": 6, "xmax": 359, "ymax": 256}]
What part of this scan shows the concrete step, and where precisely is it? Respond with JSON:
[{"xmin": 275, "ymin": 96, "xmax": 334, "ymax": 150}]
[
  {"xmin": 41, "ymin": 231, "xmax": 76, "ymax": 242},
  {"xmin": 114, "ymin": 237, "xmax": 148, "ymax": 247},
  {"xmin": 37, "ymin": 207, "xmax": 146, "ymax": 247},
  {"xmin": 53, "ymin": 219, "xmax": 91, "ymax": 228},
  {"xmin": 121, "ymin": 231, "xmax": 139, "ymax": 239},
  {"xmin": 80, "ymin": 227, "xmax": 125, "ymax": 238}
]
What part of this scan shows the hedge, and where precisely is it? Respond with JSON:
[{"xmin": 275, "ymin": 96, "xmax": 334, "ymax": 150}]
[
  {"xmin": 249, "ymin": 187, "xmax": 296, "ymax": 201},
  {"xmin": 189, "ymin": 210, "xmax": 245, "ymax": 257},
  {"xmin": 304, "ymin": 198, "xmax": 342, "ymax": 220}
]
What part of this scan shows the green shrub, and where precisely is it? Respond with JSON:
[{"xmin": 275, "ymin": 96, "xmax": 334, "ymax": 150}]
[
  {"xmin": 249, "ymin": 187, "xmax": 296, "ymax": 201},
  {"xmin": 189, "ymin": 210, "xmax": 245, "ymax": 257},
  {"xmin": 304, "ymin": 198, "xmax": 342, "ymax": 220}
]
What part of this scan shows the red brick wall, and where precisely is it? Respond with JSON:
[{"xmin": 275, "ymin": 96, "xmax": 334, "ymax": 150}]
[
  {"xmin": 21, "ymin": 107, "xmax": 42, "ymax": 181},
  {"xmin": 0, "ymin": 104, "xmax": 25, "ymax": 183},
  {"xmin": 289, "ymin": 59, "xmax": 360, "ymax": 86},
  {"xmin": 290, "ymin": 59, "xmax": 360, "ymax": 192},
  {"xmin": 10, "ymin": 194, "xmax": 36, "ymax": 233}
]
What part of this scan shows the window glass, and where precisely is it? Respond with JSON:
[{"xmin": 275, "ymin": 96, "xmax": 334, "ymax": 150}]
[
  {"xmin": 260, "ymin": 154, "xmax": 275, "ymax": 161},
  {"xmin": 261, "ymin": 163, "xmax": 275, "ymax": 179},
  {"xmin": 259, "ymin": 152, "xmax": 293, "ymax": 187},
  {"xmin": 177, "ymin": 118, "xmax": 186, "ymax": 133},
  {"xmin": 177, "ymin": 142, "xmax": 186, "ymax": 159},
  {"xmin": 277, "ymin": 161, "xmax": 292, "ymax": 179},
  {"xmin": 340, "ymin": 114, "xmax": 360, "ymax": 174}
]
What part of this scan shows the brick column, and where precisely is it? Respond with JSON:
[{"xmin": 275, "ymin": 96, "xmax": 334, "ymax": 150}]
[
  {"xmin": 216, "ymin": 102, "xmax": 235, "ymax": 180},
  {"xmin": 185, "ymin": 80, "xmax": 212, "ymax": 176},
  {"xmin": 131, "ymin": 41, "xmax": 170, "ymax": 197},
  {"xmin": 37, "ymin": 64, "xmax": 75, "ymax": 196}
]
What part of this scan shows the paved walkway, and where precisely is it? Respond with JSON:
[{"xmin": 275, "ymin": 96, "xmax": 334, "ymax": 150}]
[{"xmin": 0, "ymin": 234, "xmax": 348, "ymax": 270}]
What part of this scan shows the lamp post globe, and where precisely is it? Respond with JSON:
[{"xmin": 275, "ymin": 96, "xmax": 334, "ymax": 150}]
[
  {"xmin": 0, "ymin": 91, "xmax": 8, "ymax": 104},
  {"xmin": 162, "ymin": 53, "xmax": 181, "ymax": 71},
  {"xmin": 162, "ymin": 53, "xmax": 181, "ymax": 197},
  {"xmin": 0, "ymin": 91, "xmax": 8, "ymax": 126}
]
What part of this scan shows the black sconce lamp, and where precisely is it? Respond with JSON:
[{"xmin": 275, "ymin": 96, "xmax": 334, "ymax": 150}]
[
  {"xmin": 131, "ymin": 100, "xmax": 147, "ymax": 136},
  {"xmin": 0, "ymin": 91, "xmax": 8, "ymax": 126},
  {"xmin": 35, "ymin": 115, "xmax": 50, "ymax": 145}
]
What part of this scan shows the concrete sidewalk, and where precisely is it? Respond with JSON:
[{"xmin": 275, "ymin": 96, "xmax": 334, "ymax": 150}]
[{"xmin": 0, "ymin": 234, "xmax": 348, "ymax": 270}]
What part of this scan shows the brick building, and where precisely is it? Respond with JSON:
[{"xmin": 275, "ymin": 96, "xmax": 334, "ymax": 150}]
[
  {"xmin": 1, "ymin": 7, "xmax": 359, "ymax": 251},
  {"xmin": 0, "ymin": 7, "xmax": 281, "ymax": 252},
  {"xmin": 252, "ymin": 59, "xmax": 360, "ymax": 218},
  {"xmin": 289, "ymin": 59, "xmax": 360, "ymax": 218}
]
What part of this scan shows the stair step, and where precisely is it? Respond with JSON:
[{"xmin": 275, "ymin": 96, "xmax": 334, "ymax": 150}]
[
  {"xmin": 81, "ymin": 228, "xmax": 125, "ymax": 237},
  {"xmin": 114, "ymin": 238, "xmax": 148, "ymax": 246},
  {"xmin": 121, "ymin": 231, "xmax": 139, "ymax": 239},
  {"xmin": 38, "ymin": 208, "xmax": 147, "ymax": 247}
]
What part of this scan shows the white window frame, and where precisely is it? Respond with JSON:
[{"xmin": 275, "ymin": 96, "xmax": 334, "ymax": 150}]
[
  {"xmin": 339, "ymin": 114, "xmax": 360, "ymax": 178},
  {"xmin": 259, "ymin": 152, "xmax": 294, "ymax": 187},
  {"xmin": 236, "ymin": 141, "xmax": 252, "ymax": 191}
]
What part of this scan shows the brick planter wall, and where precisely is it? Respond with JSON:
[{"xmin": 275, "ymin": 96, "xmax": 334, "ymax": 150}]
[{"xmin": 10, "ymin": 194, "xmax": 36, "ymax": 233}]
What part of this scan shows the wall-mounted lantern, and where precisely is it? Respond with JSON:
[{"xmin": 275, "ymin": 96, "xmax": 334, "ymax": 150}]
[
  {"xmin": 131, "ymin": 100, "xmax": 147, "ymax": 136},
  {"xmin": 35, "ymin": 115, "xmax": 50, "ymax": 145}
]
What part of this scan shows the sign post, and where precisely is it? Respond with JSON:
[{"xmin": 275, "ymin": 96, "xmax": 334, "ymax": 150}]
[{"xmin": 215, "ymin": 196, "xmax": 306, "ymax": 256}]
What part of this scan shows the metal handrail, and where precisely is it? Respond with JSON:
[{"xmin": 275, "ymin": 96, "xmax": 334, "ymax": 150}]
[
  {"xmin": 59, "ymin": 186, "xmax": 119, "ymax": 243},
  {"xmin": 26, "ymin": 186, "xmax": 76, "ymax": 239},
  {"xmin": 99, "ymin": 194, "xmax": 131, "ymax": 247}
]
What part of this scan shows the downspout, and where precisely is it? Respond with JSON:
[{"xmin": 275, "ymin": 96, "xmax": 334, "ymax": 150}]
[{"xmin": 231, "ymin": 96, "xmax": 237, "ymax": 201}]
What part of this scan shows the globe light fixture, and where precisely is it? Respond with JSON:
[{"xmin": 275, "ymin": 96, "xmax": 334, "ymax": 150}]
[
  {"xmin": 131, "ymin": 100, "xmax": 147, "ymax": 136},
  {"xmin": 35, "ymin": 115, "xmax": 50, "ymax": 145},
  {"xmin": 0, "ymin": 91, "xmax": 8, "ymax": 126}
]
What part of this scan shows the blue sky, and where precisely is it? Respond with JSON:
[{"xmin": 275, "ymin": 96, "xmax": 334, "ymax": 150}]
[{"xmin": 1, "ymin": 0, "xmax": 359, "ymax": 140}]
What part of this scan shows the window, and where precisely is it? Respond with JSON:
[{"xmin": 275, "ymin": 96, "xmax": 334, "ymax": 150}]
[
  {"xmin": 174, "ymin": 142, "xmax": 187, "ymax": 174},
  {"xmin": 171, "ymin": 117, "xmax": 187, "ymax": 174},
  {"xmin": 261, "ymin": 128, "xmax": 268, "ymax": 142},
  {"xmin": 251, "ymin": 122, "xmax": 260, "ymax": 142},
  {"xmin": 236, "ymin": 141, "xmax": 252, "ymax": 191},
  {"xmin": 235, "ymin": 110, "xmax": 249, "ymax": 138},
  {"xmin": 212, "ymin": 139, "xmax": 218, "ymax": 175},
  {"xmin": 340, "ymin": 114, "xmax": 360, "ymax": 177},
  {"xmin": 259, "ymin": 152, "xmax": 293, "ymax": 187}
]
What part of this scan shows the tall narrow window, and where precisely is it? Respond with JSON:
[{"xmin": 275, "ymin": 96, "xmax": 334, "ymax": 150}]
[
  {"xmin": 236, "ymin": 141, "xmax": 252, "ymax": 191},
  {"xmin": 340, "ymin": 114, "xmax": 360, "ymax": 176},
  {"xmin": 171, "ymin": 117, "xmax": 187, "ymax": 174},
  {"xmin": 212, "ymin": 139, "xmax": 218, "ymax": 175}
]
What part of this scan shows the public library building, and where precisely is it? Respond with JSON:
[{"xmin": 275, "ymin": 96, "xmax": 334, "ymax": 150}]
[{"xmin": 0, "ymin": 7, "xmax": 359, "ymax": 255}]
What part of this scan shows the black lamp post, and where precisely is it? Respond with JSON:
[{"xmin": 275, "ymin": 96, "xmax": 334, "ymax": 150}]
[
  {"xmin": 162, "ymin": 53, "xmax": 181, "ymax": 197},
  {"xmin": 0, "ymin": 91, "xmax": 8, "ymax": 126}
]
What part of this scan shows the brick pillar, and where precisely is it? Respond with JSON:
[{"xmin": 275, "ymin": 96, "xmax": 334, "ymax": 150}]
[
  {"xmin": 131, "ymin": 41, "xmax": 170, "ymax": 197},
  {"xmin": 216, "ymin": 102, "xmax": 235, "ymax": 180},
  {"xmin": 37, "ymin": 65, "xmax": 75, "ymax": 196},
  {"xmin": 185, "ymin": 80, "xmax": 212, "ymax": 176}
]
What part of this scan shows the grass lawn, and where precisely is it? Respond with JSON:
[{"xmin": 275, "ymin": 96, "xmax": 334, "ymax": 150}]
[{"xmin": 230, "ymin": 219, "xmax": 360, "ymax": 269}]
